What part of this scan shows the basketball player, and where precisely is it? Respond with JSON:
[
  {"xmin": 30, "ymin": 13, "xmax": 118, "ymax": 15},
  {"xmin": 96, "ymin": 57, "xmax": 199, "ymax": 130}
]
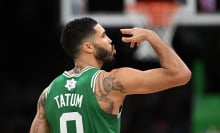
[{"xmin": 29, "ymin": 17, "xmax": 191, "ymax": 133}]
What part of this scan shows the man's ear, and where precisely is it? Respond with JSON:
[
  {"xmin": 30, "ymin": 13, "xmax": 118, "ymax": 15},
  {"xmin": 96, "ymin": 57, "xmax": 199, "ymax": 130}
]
[{"xmin": 82, "ymin": 42, "xmax": 94, "ymax": 53}]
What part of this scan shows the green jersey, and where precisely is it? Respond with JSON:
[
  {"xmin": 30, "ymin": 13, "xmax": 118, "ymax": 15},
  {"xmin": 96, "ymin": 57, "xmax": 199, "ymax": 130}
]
[{"xmin": 45, "ymin": 66, "xmax": 121, "ymax": 133}]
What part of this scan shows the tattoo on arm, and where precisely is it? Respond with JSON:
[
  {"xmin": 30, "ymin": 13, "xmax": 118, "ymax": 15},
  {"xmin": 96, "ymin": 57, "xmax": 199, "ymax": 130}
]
[
  {"xmin": 33, "ymin": 113, "xmax": 46, "ymax": 133},
  {"xmin": 32, "ymin": 92, "xmax": 47, "ymax": 133},
  {"xmin": 103, "ymin": 76, "xmax": 126, "ymax": 93},
  {"xmin": 96, "ymin": 74, "xmax": 126, "ymax": 113},
  {"xmin": 37, "ymin": 92, "xmax": 46, "ymax": 110},
  {"xmin": 96, "ymin": 94, "xmax": 114, "ymax": 113}
]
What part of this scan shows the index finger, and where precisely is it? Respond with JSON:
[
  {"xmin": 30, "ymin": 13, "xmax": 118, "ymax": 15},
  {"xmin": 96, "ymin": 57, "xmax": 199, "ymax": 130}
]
[{"xmin": 120, "ymin": 28, "xmax": 133, "ymax": 35}]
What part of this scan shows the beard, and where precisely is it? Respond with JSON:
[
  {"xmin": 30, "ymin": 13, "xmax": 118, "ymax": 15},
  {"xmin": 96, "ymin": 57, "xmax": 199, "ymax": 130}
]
[{"xmin": 93, "ymin": 43, "xmax": 115, "ymax": 64}]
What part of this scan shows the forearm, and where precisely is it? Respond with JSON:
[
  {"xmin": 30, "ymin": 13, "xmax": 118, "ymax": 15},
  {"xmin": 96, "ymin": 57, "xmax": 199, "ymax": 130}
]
[
  {"xmin": 120, "ymin": 27, "xmax": 191, "ymax": 88},
  {"xmin": 146, "ymin": 30, "xmax": 191, "ymax": 86},
  {"xmin": 147, "ymin": 30, "xmax": 188, "ymax": 73}
]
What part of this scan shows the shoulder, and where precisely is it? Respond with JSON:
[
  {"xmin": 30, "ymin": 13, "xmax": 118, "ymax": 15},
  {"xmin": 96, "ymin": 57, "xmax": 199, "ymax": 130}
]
[
  {"xmin": 103, "ymin": 67, "xmax": 139, "ymax": 76},
  {"xmin": 102, "ymin": 67, "xmax": 143, "ymax": 83},
  {"xmin": 48, "ymin": 72, "xmax": 69, "ymax": 88},
  {"xmin": 37, "ymin": 88, "xmax": 48, "ymax": 113},
  {"xmin": 98, "ymin": 67, "xmax": 139, "ymax": 91},
  {"xmin": 96, "ymin": 67, "xmax": 132, "ymax": 91}
]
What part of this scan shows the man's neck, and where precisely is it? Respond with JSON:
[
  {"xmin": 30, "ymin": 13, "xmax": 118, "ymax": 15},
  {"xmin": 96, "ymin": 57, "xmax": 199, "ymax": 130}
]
[{"xmin": 73, "ymin": 59, "xmax": 103, "ymax": 73}]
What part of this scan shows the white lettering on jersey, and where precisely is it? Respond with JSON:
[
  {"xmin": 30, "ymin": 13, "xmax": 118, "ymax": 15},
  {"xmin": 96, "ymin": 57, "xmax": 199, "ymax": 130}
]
[{"xmin": 54, "ymin": 93, "xmax": 83, "ymax": 108}]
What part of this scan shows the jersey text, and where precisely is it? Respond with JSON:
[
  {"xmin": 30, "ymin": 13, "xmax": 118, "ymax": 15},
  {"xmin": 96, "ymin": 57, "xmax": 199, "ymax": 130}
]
[{"xmin": 54, "ymin": 93, "xmax": 83, "ymax": 109}]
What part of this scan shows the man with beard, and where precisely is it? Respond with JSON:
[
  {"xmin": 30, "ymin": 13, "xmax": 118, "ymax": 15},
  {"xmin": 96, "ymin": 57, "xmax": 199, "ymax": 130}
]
[{"xmin": 29, "ymin": 17, "xmax": 191, "ymax": 133}]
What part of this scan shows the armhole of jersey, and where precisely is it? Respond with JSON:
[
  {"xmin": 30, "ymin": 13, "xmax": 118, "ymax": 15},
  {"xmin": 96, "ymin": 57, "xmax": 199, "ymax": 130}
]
[
  {"xmin": 91, "ymin": 70, "xmax": 103, "ymax": 93},
  {"xmin": 90, "ymin": 70, "xmax": 122, "ymax": 118},
  {"xmin": 45, "ymin": 83, "xmax": 52, "ymax": 100}
]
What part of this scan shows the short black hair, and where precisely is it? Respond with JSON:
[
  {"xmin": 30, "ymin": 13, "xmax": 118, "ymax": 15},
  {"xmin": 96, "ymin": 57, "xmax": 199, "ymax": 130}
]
[{"xmin": 61, "ymin": 17, "xmax": 98, "ymax": 59}]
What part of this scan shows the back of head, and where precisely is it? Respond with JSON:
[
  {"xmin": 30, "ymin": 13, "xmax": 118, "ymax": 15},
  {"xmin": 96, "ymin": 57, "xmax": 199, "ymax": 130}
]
[{"xmin": 61, "ymin": 17, "xmax": 98, "ymax": 59}]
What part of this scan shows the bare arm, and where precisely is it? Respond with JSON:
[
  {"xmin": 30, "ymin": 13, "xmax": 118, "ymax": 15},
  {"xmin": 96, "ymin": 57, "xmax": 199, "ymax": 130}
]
[
  {"xmin": 95, "ymin": 27, "xmax": 191, "ymax": 115},
  {"xmin": 29, "ymin": 88, "xmax": 50, "ymax": 133},
  {"xmin": 117, "ymin": 27, "xmax": 191, "ymax": 94}
]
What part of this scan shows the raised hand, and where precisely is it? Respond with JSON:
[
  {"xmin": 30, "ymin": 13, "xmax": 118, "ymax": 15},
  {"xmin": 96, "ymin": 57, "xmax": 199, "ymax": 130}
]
[{"xmin": 120, "ymin": 27, "xmax": 152, "ymax": 48}]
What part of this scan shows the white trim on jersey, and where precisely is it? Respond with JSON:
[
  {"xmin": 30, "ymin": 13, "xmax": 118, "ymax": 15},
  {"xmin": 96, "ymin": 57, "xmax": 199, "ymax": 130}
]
[
  {"xmin": 45, "ymin": 83, "xmax": 52, "ymax": 99},
  {"xmin": 63, "ymin": 66, "xmax": 94, "ymax": 78},
  {"xmin": 91, "ymin": 70, "xmax": 103, "ymax": 93}
]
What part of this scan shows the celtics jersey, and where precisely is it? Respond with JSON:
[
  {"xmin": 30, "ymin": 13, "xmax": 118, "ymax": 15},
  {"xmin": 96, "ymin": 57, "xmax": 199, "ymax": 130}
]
[{"xmin": 45, "ymin": 66, "xmax": 121, "ymax": 133}]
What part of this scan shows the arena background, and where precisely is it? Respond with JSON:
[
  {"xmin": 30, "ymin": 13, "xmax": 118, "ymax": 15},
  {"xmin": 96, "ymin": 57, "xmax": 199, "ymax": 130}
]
[{"xmin": 1, "ymin": 0, "xmax": 220, "ymax": 133}]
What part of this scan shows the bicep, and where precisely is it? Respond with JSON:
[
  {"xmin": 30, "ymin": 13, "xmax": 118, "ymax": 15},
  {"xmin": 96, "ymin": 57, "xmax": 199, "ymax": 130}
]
[{"xmin": 115, "ymin": 67, "xmax": 176, "ymax": 94}]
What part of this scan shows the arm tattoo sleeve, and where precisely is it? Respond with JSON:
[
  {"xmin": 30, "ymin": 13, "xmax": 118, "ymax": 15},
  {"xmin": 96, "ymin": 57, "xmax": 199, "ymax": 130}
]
[
  {"xmin": 32, "ymin": 92, "xmax": 47, "ymax": 133},
  {"xmin": 96, "ymin": 74, "xmax": 126, "ymax": 113},
  {"xmin": 33, "ymin": 113, "xmax": 46, "ymax": 133}
]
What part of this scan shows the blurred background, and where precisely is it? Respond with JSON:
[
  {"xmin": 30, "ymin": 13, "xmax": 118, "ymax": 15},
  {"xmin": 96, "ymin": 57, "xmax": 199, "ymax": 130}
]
[{"xmin": 1, "ymin": 0, "xmax": 220, "ymax": 132}]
